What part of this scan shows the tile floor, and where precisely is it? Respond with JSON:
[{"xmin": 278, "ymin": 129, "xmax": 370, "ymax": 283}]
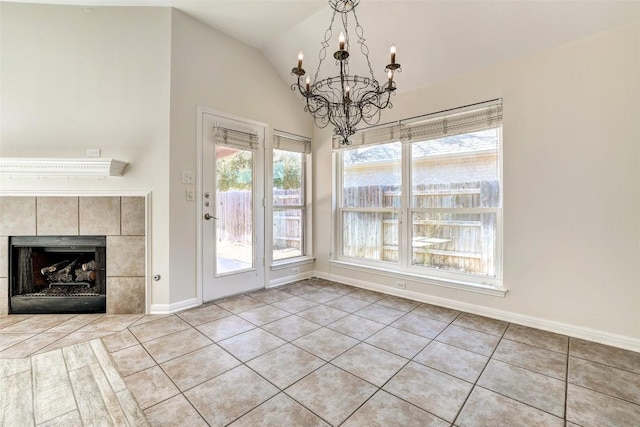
[{"xmin": 1, "ymin": 277, "xmax": 640, "ymax": 426}]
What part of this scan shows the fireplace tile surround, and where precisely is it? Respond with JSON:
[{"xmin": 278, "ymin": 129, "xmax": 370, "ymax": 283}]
[{"xmin": 0, "ymin": 196, "xmax": 146, "ymax": 315}]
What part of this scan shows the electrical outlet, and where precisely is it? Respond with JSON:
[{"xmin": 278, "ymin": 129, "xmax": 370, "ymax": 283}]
[
  {"xmin": 291, "ymin": 267, "xmax": 299, "ymax": 275},
  {"xmin": 395, "ymin": 280, "xmax": 406, "ymax": 289},
  {"xmin": 86, "ymin": 148, "xmax": 101, "ymax": 158}
]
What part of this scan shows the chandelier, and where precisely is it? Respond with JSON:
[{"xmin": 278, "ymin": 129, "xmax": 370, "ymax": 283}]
[{"xmin": 291, "ymin": 0, "xmax": 401, "ymax": 145}]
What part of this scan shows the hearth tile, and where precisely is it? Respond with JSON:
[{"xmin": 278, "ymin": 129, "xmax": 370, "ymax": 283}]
[
  {"xmin": 0, "ymin": 357, "xmax": 31, "ymax": 378},
  {"xmin": 0, "ymin": 314, "xmax": 33, "ymax": 331},
  {"xmin": 184, "ymin": 365, "xmax": 278, "ymax": 426},
  {"xmin": 365, "ymin": 326, "xmax": 431, "ymax": 359},
  {"xmin": 79, "ymin": 197, "xmax": 120, "ymax": 235},
  {"xmin": 332, "ymin": 342, "xmax": 409, "ymax": 387},
  {"xmin": 0, "ymin": 331, "xmax": 68, "ymax": 358},
  {"xmin": 246, "ymin": 343, "xmax": 325, "ymax": 389},
  {"xmin": 0, "ymin": 236, "xmax": 7, "ymax": 278},
  {"xmin": 0, "ymin": 314, "xmax": 75, "ymax": 334},
  {"xmin": 343, "ymin": 390, "xmax": 448, "ymax": 427},
  {"xmin": 48, "ymin": 314, "xmax": 105, "ymax": 332},
  {"xmin": 144, "ymin": 394, "xmax": 207, "ymax": 427},
  {"xmin": 38, "ymin": 410, "xmax": 82, "ymax": 427},
  {"xmin": 196, "ymin": 315, "xmax": 256, "ymax": 342},
  {"xmin": 0, "ymin": 333, "xmax": 35, "ymax": 352},
  {"xmin": 62, "ymin": 341, "xmax": 98, "ymax": 371},
  {"xmin": 69, "ymin": 363, "xmax": 128, "ymax": 426},
  {"xmin": 124, "ymin": 365, "xmax": 180, "ymax": 410},
  {"xmin": 107, "ymin": 277, "xmax": 145, "ymax": 314},
  {"xmin": 116, "ymin": 388, "xmax": 150, "ymax": 426},
  {"xmin": 129, "ymin": 315, "xmax": 189, "ymax": 342},
  {"xmin": 230, "ymin": 393, "xmax": 329, "ymax": 427},
  {"xmin": 177, "ymin": 304, "xmax": 231, "ymax": 326},
  {"xmin": 77, "ymin": 314, "xmax": 142, "ymax": 333},
  {"xmin": 260, "ymin": 314, "xmax": 321, "ymax": 341},
  {"xmin": 111, "ymin": 344, "xmax": 156, "ymax": 376},
  {"xmin": 121, "ymin": 197, "xmax": 145, "ymax": 236},
  {"xmin": 100, "ymin": 329, "xmax": 138, "ymax": 353},
  {"xmin": 32, "ymin": 349, "xmax": 77, "ymax": 424},
  {"xmin": 0, "ymin": 369, "xmax": 34, "ymax": 426},
  {"xmin": 106, "ymin": 236, "xmax": 145, "ymax": 277},
  {"xmin": 285, "ymin": 364, "xmax": 377, "ymax": 426},
  {"xmin": 0, "ymin": 197, "xmax": 36, "ymax": 236},
  {"xmin": 414, "ymin": 340, "xmax": 489, "ymax": 383},
  {"xmin": 161, "ymin": 343, "xmax": 240, "ymax": 391},
  {"xmin": 36, "ymin": 197, "xmax": 79, "ymax": 235},
  {"xmin": 142, "ymin": 327, "xmax": 213, "ymax": 364},
  {"xmin": 456, "ymin": 386, "xmax": 563, "ymax": 427}
]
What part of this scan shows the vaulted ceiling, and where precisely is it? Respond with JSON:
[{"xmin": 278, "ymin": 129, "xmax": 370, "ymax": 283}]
[{"xmin": 9, "ymin": 1, "xmax": 640, "ymax": 93}]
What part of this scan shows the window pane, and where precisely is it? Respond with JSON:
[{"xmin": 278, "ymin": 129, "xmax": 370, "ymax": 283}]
[
  {"xmin": 412, "ymin": 212, "xmax": 496, "ymax": 277},
  {"xmin": 273, "ymin": 149, "xmax": 303, "ymax": 206},
  {"xmin": 273, "ymin": 209, "xmax": 304, "ymax": 260},
  {"xmin": 342, "ymin": 142, "xmax": 401, "ymax": 208},
  {"xmin": 411, "ymin": 129, "xmax": 500, "ymax": 208},
  {"xmin": 342, "ymin": 211, "xmax": 398, "ymax": 262}
]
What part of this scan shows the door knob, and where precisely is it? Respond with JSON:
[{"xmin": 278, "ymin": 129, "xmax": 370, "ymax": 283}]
[{"xmin": 204, "ymin": 213, "xmax": 217, "ymax": 220}]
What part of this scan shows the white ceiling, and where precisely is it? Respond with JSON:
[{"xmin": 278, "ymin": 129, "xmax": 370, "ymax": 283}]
[{"xmin": 9, "ymin": 0, "xmax": 640, "ymax": 93}]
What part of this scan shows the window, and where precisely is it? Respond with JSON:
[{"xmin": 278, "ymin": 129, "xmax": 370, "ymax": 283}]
[
  {"xmin": 335, "ymin": 101, "xmax": 502, "ymax": 288},
  {"xmin": 272, "ymin": 131, "xmax": 312, "ymax": 262}
]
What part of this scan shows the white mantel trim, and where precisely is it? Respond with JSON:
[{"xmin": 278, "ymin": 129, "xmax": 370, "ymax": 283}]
[{"xmin": 0, "ymin": 158, "xmax": 128, "ymax": 176}]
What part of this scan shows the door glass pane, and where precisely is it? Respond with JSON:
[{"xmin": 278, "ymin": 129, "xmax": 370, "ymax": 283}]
[
  {"xmin": 342, "ymin": 211, "xmax": 398, "ymax": 262},
  {"xmin": 216, "ymin": 146, "xmax": 253, "ymax": 275}
]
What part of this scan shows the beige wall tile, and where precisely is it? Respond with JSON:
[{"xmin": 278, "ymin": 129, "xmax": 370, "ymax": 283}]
[
  {"xmin": 0, "ymin": 278, "xmax": 7, "ymax": 315},
  {"xmin": 107, "ymin": 236, "xmax": 145, "ymax": 277},
  {"xmin": 79, "ymin": 197, "xmax": 121, "ymax": 236},
  {"xmin": 0, "ymin": 236, "xmax": 7, "ymax": 278},
  {"xmin": 121, "ymin": 197, "xmax": 145, "ymax": 236},
  {"xmin": 0, "ymin": 197, "xmax": 36, "ymax": 236},
  {"xmin": 107, "ymin": 277, "xmax": 145, "ymax": 314},
  {"xmin": 37, "ymin": 197, "xmax": 79, "ymax": 236}
]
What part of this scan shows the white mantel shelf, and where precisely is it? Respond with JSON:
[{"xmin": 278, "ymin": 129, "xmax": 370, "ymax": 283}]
[{"xmin": 0, "ymin": 158, "xmax": 128, "ymax": 176}]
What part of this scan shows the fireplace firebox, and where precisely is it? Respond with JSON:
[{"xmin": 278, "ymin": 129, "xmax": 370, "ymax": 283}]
[{"xmin": 9, "ymin": 236, "xmax": 106, "ymax": 313}]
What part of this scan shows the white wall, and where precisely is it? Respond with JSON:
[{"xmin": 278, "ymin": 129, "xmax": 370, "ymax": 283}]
[
  {"xmin": 0, "ymin": 4, "xmax": 173, "ymax": 306},
  {"xmin": 314, "ymin": 22, "xmax": 640, "ymax": 344},
  {"xmin": 168, "ymin": 10, "xmax": 314, "ymax": 304}
]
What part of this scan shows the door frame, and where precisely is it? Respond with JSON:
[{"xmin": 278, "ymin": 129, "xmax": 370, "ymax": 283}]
[{"xmin": 196, "ymin": 106, "xmax": 269, "ymax": 304}]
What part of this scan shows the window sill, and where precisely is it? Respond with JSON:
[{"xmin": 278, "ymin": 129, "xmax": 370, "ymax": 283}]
[
  {"xmin": 329, "ymin": 259, "xmax": 507, "ymax": 297},
  {"xmin": 271, "ymin": 256, "xmax": 315, "ymax": 271}
]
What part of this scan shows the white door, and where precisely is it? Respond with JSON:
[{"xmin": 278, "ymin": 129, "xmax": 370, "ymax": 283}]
[{"xmin": 201, "ymin": 111, "xmax": 265, "ymax": 301}]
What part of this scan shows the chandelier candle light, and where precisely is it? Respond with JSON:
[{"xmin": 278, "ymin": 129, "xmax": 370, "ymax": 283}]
[{"xmin": 291, "ymin": 0, "xmax": 402, "ymax": 145}]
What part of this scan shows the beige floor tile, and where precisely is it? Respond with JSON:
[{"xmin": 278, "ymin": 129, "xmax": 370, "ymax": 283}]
[
  {"xmin": 365, "ymin": 326, "xmax": 431, "ymax": 359},
  {"xmin": 238, "ymin": 305, "xmax": 290, "ymax": 326},
  {"xmin": 292, "ymin": 327, "xmax": 359, "ymax": 361},
  {"xmin": 414, "ymin": 340, "xmax": 488, "ymax": 383},
  {"xmin": 0, "ymin": 357, "xmax": 31, "ymax": 378},
  {"xmin": 218, "ymin": 329, "xmax": 286, "ymax": 362},
  {"xmin": 296, "ymin": 305, "xmax": 348, "ymax": 326},
  {"xmin": 196, "ymin": 315, "xmax": 255, "ymax": 342},
  {"xmin": 230, "ymin": 393, "xmax": 330, "ymax": 427},
  {"xmin": 248, "ymin": 288, "xmax": 293, "ymax": 304},
  {"xmin": 456, "ymin": 386, "xmax": 564, "ymax": 426},
  {"xmin": 76, "ymin": 314, "xmax": 143, "ymax": 333},
  {"xmin": 278, "ymin": 282, "xmax": 319, "ymax": 296},
  {"xmin": 0, "ymin": 315, "xmax": 34, "ymax": 330},
  {"xmin": 391, "ymin": 313, "xmax": 449, "ymax": 339},
  {"xmin": 62, "ymin": 341, "xmax": 97, "ymax": 371},
  {"xmin": 260, "ymin": 315, "xmax": 320, "ymax": 341},
  {"xmin": 478, "ymin": 359, "xmax": 566, "ymax": 417},
  {"xmin": 37, "ymin": 331, "xmax": 113, "ymax": 354},
  {"xmin": 47, "ymin": 314, "xmax": 105, "ymax": 333},
  {"xmin": 0, "ymin": 332, "xmax": 68, "ymax": 358},
  {"xmin": 327, "ymin": 314, "xmax": 385, "ymax": 340},
  {"xmin": 69, "ymin": 363, "xmax": 128, "ymax": 426},
  {"xmin": 569, "ymin": 356, "xmax": 640, "ymax": 404},
  {"xmin": 566, "ymin": 383, "xmax": 640, "ymax": 427},
  {"xmin": 216, "ymin": 295, "xmax": 265, "ymax": 314},
  {"xmin": 570, "ymin": 338, "xmax": 640, "ymax": 374},
  {"xmin": 348, "ymin": 288, "xmax": 387, "ymax": 303},
  {"xmin": 493, "ymin": 338, "xmax": 567, "ymax": 380},
  {"xmin": 383, "ymin": 361, "xmax": 472, "ymax": 422},
  {"xmin": 89, "ymin": 339, "xmax": 127, "ymax": 393},
  {"xmin": 325, "ymin": 295, "xmax": 372, "ymax": 313},
  {"xmin": 435, "ymin": 324, "xmax": 500, "ymax": 356},
  {"xmin": 142, "ymin": 328, "xmax": 212, "ymax": 364},
  {"xmin": 161, "ymin": 344, "xmax": 240, "ymax": 391},
  {"xmin": 185, "ymin": 365, "xmax": 278, "ymax": 426},
  {"xmin": 144, "ymin": 394, "xmax": 207, "ymax": 427},
  {"xmin": 124, "ymin": 366, "xmax": 180, "ymax": 410},
  {"xmin": 32, "ymin": 349, "xmax": 76, "ymax": 424},
  {"xmin": 247, "ymin": 344, "xmax": 324, "ymax": 389},
  {"xmin": 37, "ymin": 410, "xmax": 82, "ymax": 427},
  {"xmin": 130, "ymin": 314, "xmax": 172, "ymax": 327},
  {"xmin": 377, "ymin": 295, "xmax": 421, "ymax": 312},
  {"xmin": 272, "ymin": 296, "xmax": 318, "ymax": 314},
  {"xmin": 452, "ymin": 312, "xmax": 508, "ymax": 336},
  {"xmin": 354, "ymin": 304, "xmax": 406, "ymax": 325},
  {"xmin": 0, "ymin": 370, "xmax": 33, "ymax": 426},
  {"xmin": 286, "ymin": 364, "xmax": 377, "ymax": 426},
  {"xmin": 129, "ymin": 315, "xmax": 190, "ymax": 343},
  {"xmin": 332, "ymin": 343, "xmax": 408, "ymax": 387},
  {"xmin": 411, "ymin": 303, "xmax": 460, "ymax": 323},
  {"xmin": 101, "ymin": 329, "xmax": 139, "ymax": 353},
  {"xmin": 0, "ymin": 333, "xmax": 35, "ymax": 352},
  {"xmin": 316, "ymin": 282, "xmax": 356, "ymax": 296},
  {"xmin": 0, "ymin": 315, "xmax": 75, "ymax": 334},
  {"xmin": 343, "ymin": 390, "xmax": 448, "ymax": 427},
  {"xmin": 297, "ymin": 288, "xmax": 342, "ymax": 303},
  {"xmin": 111, "ymin": 344, "xmax": 156, "ymax": 376},
  {"xmin": 503, "ymin": 323, "xmax": 568, "ymax": 353},
  {"xmin": 176, "ymin": 304, "xmax": 231, "ymax": 327},
  {"xmin": 116, "ymin": 387, "xmax": 150, "ymax": 426}
]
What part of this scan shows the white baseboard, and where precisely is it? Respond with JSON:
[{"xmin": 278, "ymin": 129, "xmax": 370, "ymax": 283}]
[
  {"xmin": 321, "ymin": 271, "xmax": 640, "ymax": 353},
  {"xmin": 268, "ymin": 270, "xmax": 315, "ymax": 288},
  {"xmin": 150, "ymin": 297, "xmax": 199, "ymax": 314}
]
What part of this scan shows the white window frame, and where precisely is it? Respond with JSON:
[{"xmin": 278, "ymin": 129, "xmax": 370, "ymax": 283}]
[{"xmin": 332, "ymin": 101, "xmax": 503, "ymax": 292}]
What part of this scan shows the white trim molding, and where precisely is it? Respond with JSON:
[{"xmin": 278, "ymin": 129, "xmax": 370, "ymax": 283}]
[
  {"xmin": 150, "ymin": 298, "xmax": 199, "ymax": 314},
  {"xmin": 0, "ymin": 158, "xmax": 128, "ymax": 176},
  {"xmin": 268, "ymin": 270, "xmax": 315, "ymax": 288}
]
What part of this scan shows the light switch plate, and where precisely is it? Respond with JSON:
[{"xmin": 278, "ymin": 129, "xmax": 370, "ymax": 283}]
[
  {"xmin": 186, "ymin": 189, "xmax": 195, "ymax": 201},
  {"xmin": 181, "ymin": 171, "xmax": 195, "ymax": 184},
  {"xmin": 86, "ymin": 148, "xmax": 101, "ymax": 158}
]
